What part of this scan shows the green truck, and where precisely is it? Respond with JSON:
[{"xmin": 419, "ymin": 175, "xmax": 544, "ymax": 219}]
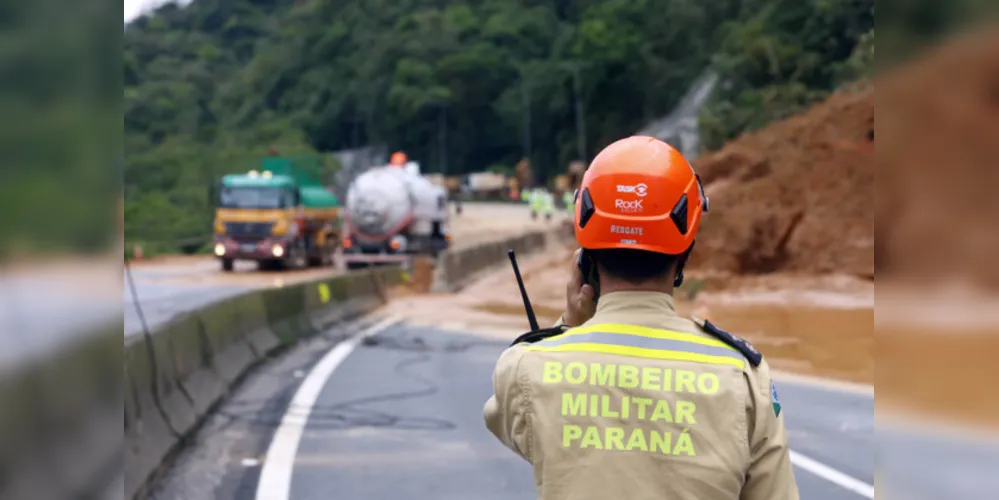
[{"xmin": 212, "ymin": 156, "xmax": 341, "ymax": 271}]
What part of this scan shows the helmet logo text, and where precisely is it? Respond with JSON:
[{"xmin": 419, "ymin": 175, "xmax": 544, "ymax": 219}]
[
  {"xmin": 614, "ymin": 199, "xmax": 644, "ymax": 212},
  {"xmin": 610, "ymin": 225, "xmax": 643, "ymax": 235},
  {"xmin": 616, "ymin": 183, "xmax": 648, "ymax": 197}
]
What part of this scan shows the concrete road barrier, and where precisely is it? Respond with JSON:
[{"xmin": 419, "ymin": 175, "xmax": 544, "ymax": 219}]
[
  {"xmin": 431, "ymin": 221, "xmax": 574, "ymax": 293},
  {"xmin": 1, "ymin": 223, "xmax": 575, "ymax": 500},
  {"xmin": 0, "ymin": 321, "xmax": 121, "ymax": 500},
  {"xmin": 121, "ymin": 266, "xmax": 402, "ymax": 500}
]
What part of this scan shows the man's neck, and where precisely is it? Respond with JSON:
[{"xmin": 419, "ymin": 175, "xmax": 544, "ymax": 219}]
[{"xmin": 599, "ymin": 280, "xmax": 674, "ymax": 297}]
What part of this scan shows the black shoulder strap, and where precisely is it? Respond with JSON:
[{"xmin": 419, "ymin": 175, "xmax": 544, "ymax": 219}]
[
  {"xmin": 510, "ymin": 326, "xmax": 570, "ymax": 346},
  {"xmin": 698, "ymin": 319, "xmax": 762, "ymax": 367}
]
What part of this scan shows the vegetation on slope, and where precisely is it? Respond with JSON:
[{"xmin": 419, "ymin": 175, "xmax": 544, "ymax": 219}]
[{"xmin": 124, "ymin": 0, "xmax": 872, "ymax": 252}]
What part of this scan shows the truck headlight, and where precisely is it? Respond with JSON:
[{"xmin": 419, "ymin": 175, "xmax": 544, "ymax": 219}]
[
  {"xmin": 214, "ymin": 243, "xmax": 226, "ymax": 257},
  {"xmin": 272, "ymin": 245, "xmax": 285, "ymax": 258}
]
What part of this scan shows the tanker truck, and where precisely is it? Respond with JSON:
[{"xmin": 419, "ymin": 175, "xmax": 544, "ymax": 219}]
[{"xmin": 341, "ymin": 163, "xmax": 451, "ymax": 269}]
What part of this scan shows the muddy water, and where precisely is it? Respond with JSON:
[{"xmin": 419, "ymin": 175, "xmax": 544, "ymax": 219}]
[
  {"xmin": 877, "ymin": 290, "xmax": 999, "ymax": 428},
  {"xmin": 879, "ymin": 327, "xmax": 999, "ymax": 429},
  {"xmin": 472, "ymin": 297, "xmax": 875, "ymax": 382},
  {"xmin": 388, "ymin": 244, "xmax": 999, "ymax": 428},
  {"xmin": 417, "ymin": 244, "xmax": 878, "ymax": 385},
  {"xmin": 677, "ymin": 301, "xmax": 874, "ymax": 384}
]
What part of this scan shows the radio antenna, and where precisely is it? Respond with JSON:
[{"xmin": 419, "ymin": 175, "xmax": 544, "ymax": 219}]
[{"xmin": 507, "ymin": 249, "xmax": 540, "ymax": 331}]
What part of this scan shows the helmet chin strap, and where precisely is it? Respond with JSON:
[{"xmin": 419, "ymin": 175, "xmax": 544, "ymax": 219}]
[{"xmin": 673, "ymin": 241, "xmax": 696, "ymax": 288}]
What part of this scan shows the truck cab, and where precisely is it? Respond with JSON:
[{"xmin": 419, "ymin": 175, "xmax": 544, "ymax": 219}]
[{"xmin": 212, "ymin": 158, "xmax": 340, "ymax": 271}]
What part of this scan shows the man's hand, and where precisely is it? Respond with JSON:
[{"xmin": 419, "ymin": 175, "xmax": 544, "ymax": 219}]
[{"xmin": 563, "ymin": 248, "xmax": 597, "ymax": 327}]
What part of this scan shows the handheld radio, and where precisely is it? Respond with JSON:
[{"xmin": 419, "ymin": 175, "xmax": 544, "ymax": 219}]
[
  {"xmin": 576, "ymin": 249, "xmax": 600, "ymax": 303},
  {"xmin": 507, "ymin": 249, "xmax": 540, "ymax": 332}
]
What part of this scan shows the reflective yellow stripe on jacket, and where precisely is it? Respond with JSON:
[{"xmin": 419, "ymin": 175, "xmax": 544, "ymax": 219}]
[{"xmin": 526, "ymin": 323, "xmax": 746, "ymax": 370}]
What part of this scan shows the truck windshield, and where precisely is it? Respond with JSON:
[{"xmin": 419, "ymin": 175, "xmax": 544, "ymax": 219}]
[{"xmin": 219, "ymin": 186, "xmax": 290, "ymax": 209}]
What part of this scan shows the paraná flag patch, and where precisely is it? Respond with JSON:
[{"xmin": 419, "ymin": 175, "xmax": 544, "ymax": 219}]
[{"xmin": 771, "ymin": 381, "xmax": 782, "ymax": 417}]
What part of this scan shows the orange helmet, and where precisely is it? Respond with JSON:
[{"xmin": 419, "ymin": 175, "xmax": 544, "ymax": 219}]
[
  {"xmin": 574, "ymin": 136, "xmax": 709, "ymax": 256},
  {"xmin": 390, "ymin": 151, "xmax": 408, "ymax": 166}
]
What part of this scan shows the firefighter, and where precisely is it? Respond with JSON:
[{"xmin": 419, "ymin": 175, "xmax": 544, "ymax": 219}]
[
  {"xmin": 542, "ymin": 189, "xmax": 555, "ymax": 222},
  {"xmin": 530, "ymin": 188, "xmax": 543, "ymax": 221},
  {"xmin": 484, "ymin": 136, "xmax": 800, "ymax": 500}
]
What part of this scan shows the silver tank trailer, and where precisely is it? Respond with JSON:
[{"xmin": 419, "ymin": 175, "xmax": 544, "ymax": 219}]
[{"xmin": 345, "ymin": 166, "xmax": 449, "ymax": 256}]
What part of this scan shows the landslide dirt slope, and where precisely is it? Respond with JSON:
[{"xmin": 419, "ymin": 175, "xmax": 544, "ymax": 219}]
[
  {"xmin": 876, "ymin": 29, "xmax": 999, "ymax": 289},
  {"xmin": 688, "ymin": 86, "xmax": 874, "ymax": 278}
]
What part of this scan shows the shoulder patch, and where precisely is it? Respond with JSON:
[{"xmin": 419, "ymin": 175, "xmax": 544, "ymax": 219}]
[
  {"xmin": 694, "ymin": 317, "xmax": 762, "ymax": 367},
  {"xmin": 510, "ymin": 326, "xmax": 570, "ymax": 346},
  {"xmin": 771, "ymin": 381, "xmax": 782, "ymax": 417}
]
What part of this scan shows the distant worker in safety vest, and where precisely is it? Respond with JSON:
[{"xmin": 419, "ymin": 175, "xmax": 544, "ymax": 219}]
[
  {"xmin": 529, "ymin": 188, "xmax": 545, "ymax": 221},
  {"xmin": 541, "ymin": 189, "xmax": 555, "ymax": 221},
  {"xmin": 484, "ymin": 136, "xmax": 800, "ymax": 500}
]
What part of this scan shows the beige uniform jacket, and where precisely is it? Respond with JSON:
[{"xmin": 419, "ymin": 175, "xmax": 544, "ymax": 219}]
[{"xmin": 483, "ymin": 291, "xmax": 799, "ymax": 500}]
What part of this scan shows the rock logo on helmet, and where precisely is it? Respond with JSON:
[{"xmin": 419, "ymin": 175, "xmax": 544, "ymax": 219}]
[{"xmin": 614, "ymin": 199, "xmax": 644, "ymax": 213}]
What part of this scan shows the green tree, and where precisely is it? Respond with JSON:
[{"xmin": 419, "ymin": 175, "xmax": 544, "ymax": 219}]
[{"xmin": 124, "ymin": 0, "xmax": 873, "ymax": 253}]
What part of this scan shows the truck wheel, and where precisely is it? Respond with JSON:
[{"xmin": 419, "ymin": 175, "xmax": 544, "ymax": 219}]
[
  {"xmin": 282, "ymin": 240, "xmax": 307, "ymax": 270},
  {"xmin": 296, "ymin": 250, "xmax": 308, "ymax": 269},
  {"xmin": 306, "ymin": 240, "xmax": 329, "ymax": 267},
  {"xmin": 221, "ymin": 258, "xmax": 234, "ymax": 272}
]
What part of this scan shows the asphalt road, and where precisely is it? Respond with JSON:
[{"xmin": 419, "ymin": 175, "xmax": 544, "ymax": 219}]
[
  {"xmin": 124, "ymin": 202, "xmax": 542, "ymax": 337},
  {"xmin": 148, "ymin": 318, "xmax": 898, "ymax": 500},
  {"xmin": 124, "ymin": 259, "xmax": 257, "ymax": 337},
  {"xmin": 0, "ymin": 272, "xmax": 119, "ymax": 369}
]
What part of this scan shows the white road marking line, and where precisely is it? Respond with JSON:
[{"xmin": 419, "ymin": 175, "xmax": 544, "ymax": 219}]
[
  {"xmin": 254, "ymin": 315, "xmax": 402, "ymax": 500},
  {"xmin": 790, "ymin": 450, "xmax": 875, "ymax": 498}
]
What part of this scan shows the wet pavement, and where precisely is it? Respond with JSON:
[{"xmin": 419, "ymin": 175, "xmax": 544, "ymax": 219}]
[
  {"xmin": 0, "ymin": 259, "xmax": 119, "ymax": 369},
  {"xmin": 124, "ymin": 202, "xmax": 558, "ymax": 337},
  {"xmin": 147, "ymin": 245, "xmax": 999, "ymax": 500},
  {"xmin": 151, "ymin": 319, "xmax": 879, "ymax": 500}
]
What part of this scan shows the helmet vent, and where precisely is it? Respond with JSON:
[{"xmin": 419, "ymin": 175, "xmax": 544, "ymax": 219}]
[
  {"xmin": 670, "ymin": 193, "xmax": 689, "ymax": 235},
  {"xmin": 578, "ymin": 188, "xmax": 596, "ymax": 229}
]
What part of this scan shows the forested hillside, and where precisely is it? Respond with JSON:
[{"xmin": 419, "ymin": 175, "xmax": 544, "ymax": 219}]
[{"xmin": 124, "ymin": 0, "xmax": 873, "ymax": 252}]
